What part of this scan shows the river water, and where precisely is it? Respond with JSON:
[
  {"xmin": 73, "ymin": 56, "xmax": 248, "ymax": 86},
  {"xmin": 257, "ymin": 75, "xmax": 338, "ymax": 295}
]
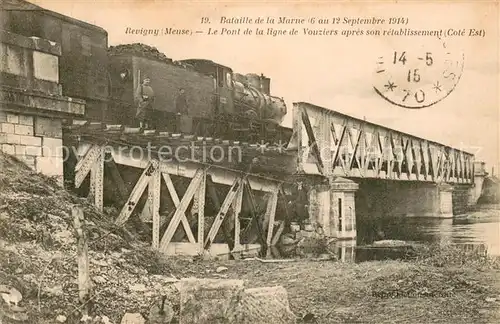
[{"xmin": 333, "ymin": 204, "xmax": 500, "ymax": 262}]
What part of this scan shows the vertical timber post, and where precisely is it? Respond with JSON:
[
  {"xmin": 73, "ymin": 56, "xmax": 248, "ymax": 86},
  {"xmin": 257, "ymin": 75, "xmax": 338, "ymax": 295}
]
[
  {"xmin": 197, "ymin": 169, "xmax": 206, "ymax": 254},
  {"xmin": 330, "ymin": 177, "xmax": 358, "ymax": 239},
  {"xmin": 265, "ymin": 186, "xmax": 279, "ymax": 258},
  {"xmin": 73, "ymin": 206, "xmax": 91, "ymax": 315}
]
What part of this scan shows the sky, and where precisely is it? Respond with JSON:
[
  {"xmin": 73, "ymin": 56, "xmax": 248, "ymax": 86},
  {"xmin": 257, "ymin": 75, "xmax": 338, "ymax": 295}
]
[{"xmin": 32, "ymin": 0, "xmax": 500, "ymax": 171}]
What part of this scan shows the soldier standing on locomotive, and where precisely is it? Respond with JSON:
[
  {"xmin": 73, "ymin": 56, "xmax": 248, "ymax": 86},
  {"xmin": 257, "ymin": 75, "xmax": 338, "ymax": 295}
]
[
  {"xmin": 134, "ymin": 76, "xmax": 155, "ymax": 129},
  {"xmin": 174, "ymin": 88, "xmax": 188, "ymax": 133}
]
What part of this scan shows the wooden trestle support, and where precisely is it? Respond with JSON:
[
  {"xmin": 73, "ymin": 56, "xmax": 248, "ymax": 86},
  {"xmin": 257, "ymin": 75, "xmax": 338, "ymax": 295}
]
[{"xmin": 72, "ymin": 142, "xmax": 288, "ymax": 258}]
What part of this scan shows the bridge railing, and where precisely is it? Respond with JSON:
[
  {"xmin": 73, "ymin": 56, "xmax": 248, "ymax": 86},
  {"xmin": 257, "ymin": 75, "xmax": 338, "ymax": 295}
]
[{"xmin": 289, "ymin": 102, "xmax": 475, "ymax": 184}]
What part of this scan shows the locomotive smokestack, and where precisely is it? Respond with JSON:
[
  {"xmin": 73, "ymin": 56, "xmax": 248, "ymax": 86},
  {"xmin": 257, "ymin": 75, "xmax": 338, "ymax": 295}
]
[{"xmin": 260, "ymin": 73, "xmax": 271, "ymax": 95}]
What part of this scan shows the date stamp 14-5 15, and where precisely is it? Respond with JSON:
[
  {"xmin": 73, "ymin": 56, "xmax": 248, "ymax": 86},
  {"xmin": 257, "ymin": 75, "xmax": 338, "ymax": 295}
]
[{"xmin": 373, "ymin": 43, "xmax": 465, "ymax": 109}]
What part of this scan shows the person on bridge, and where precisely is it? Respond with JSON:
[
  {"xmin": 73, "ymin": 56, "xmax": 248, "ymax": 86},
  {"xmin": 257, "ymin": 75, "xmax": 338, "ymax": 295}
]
[{"xmin": 134, "ymin": 76, "xmax": 155, "ymax": 129}]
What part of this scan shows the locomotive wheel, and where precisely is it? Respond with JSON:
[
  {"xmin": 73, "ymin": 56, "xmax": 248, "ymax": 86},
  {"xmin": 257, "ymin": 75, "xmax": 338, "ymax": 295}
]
[{"xmin": 187, "ymin": 113, "xmax": 292, "ymax": 144}]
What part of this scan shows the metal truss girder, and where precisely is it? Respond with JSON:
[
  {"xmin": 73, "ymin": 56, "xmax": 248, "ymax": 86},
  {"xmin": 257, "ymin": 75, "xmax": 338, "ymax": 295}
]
[
  {"xmin": 115, "ymin": 161, "xmax": 155, "ymax": 226},
  {"xmin": 204, "ymin": 176, "xmax": 243, "ymax": 248},
  {"xmin": 159, "ymin": 168, "xmax": 205, "ymax": 252}
]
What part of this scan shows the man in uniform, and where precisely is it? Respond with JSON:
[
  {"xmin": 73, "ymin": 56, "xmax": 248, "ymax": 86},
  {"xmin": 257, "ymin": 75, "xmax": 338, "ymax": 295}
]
[{"xmin": 134, "ymin": 76, "xmax": 155, "ymax": 129}]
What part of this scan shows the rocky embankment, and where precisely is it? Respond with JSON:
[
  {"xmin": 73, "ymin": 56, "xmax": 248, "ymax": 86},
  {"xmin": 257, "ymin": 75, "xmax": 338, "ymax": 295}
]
[{"xmin": 0, "ymin": 152, "xmax": 297, "ymax": 323}]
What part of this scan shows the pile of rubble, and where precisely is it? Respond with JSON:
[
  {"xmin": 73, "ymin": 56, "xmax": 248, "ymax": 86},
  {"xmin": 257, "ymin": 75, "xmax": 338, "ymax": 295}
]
[{"xmin": 176, "ymin": 278, "xmax": 295, "ymax": 324}]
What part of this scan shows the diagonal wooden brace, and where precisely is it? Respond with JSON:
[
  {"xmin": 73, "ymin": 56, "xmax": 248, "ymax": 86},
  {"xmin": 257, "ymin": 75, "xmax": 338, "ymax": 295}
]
[
  {"xmin": 206, "ymin": 179, "xmax": 235, "ymax": 250},
  {"xmin": 104, "ymin": 155, "xmax": 129, "ymax": 202},
  {"xmin": 271, "ymin": 221, "xmax": 285, "ymax": 246},
  {"xmin": 241, "ymin": 178, "xmax": 266, "ymax": 246},
  {"xmin": 265, "ymin": 187, "xmax": 279, "ymax": 250},
  {"xmin": 75, "ymin": 145, "xmax": 101, "ymax": 188}
]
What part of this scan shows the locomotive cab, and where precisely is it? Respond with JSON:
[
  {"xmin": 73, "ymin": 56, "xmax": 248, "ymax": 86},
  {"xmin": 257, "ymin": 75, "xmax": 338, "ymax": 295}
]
[{"xmin": 179, "ymin": 59, "xmax": 235, "ymax": 115}]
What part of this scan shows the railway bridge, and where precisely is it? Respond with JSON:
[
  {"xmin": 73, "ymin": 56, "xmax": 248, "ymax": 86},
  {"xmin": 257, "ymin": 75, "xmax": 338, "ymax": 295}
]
[
  {"xmin": 0, "ymin": 29, "xmax": 486, "ymax": 259},
  {"xmin": 59, "ymin": 101, "xmax": 484, "ymax": 258}
]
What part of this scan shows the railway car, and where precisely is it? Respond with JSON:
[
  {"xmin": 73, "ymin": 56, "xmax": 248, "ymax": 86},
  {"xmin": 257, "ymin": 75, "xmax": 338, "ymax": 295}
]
[
  {"xmin": 1, "ymin": 0, "xmax": 109, "ymax": 121},
  {"xmin": 108, "ymin": 46, "xmax": 292, "ymax": 143}
]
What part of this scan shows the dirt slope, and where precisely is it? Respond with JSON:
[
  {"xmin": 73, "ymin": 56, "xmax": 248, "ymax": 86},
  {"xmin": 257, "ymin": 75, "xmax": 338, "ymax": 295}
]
[
  {"xmin": 1, "ymin": 151, "xmax": 500, "ymax": 324},
  {"xmin": 0, "ymin": 152, "xmax": 185, "ymax": 323}
]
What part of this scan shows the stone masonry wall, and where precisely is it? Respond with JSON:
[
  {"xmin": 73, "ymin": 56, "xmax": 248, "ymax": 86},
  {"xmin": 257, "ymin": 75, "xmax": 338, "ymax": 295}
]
[
  {"xmin": 439, "ymin": 189, "xmax": 453, "ymax": 218},
  {"xmin": 0, "ymin": 110, "xmax": 63, "ymax": 185}
]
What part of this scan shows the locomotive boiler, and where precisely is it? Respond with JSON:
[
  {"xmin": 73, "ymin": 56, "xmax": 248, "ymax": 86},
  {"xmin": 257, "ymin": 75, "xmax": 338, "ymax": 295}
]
[
  {"xmin": 3, "ymin": 0, "xmax": 293, "ymax": 144},
  {"xmin": 232, "ymin": 72, "xmax": 287, "ymax": 123}
]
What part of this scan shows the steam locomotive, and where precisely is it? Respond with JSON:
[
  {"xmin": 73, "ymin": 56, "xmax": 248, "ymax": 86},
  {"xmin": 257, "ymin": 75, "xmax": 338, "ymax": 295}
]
[{"xmin": 1, "ymin": 0, "xmax": 293, "ymax": 144}]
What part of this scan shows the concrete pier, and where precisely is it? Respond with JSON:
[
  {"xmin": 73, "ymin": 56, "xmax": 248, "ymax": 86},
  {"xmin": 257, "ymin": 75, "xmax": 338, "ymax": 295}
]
[
  {"xmin": 354, "ymin": 180, "xmax": 465, "ymax": 219},
  {"xmin": 1, "ymin": 21, "xmax": 487, "ymax": 258}
]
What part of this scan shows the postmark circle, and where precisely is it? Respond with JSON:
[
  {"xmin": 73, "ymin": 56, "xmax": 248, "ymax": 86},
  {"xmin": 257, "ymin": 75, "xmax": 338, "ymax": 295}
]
[{"xmin": 373, "ymin": 43, "xmax": 464, "ymax": 109}]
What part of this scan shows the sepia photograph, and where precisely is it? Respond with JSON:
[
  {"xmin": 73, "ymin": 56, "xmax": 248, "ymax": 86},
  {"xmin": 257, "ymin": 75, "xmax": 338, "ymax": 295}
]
[{"xmin": 0, "ymin": 0, "xmax": 499, "ymax": 323}]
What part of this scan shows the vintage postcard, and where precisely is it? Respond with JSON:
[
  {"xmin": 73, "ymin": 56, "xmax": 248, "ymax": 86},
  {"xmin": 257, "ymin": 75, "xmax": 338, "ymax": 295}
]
[{"xmin": 0, "ymin": 0, "xmax": 499, "ymax": 323}]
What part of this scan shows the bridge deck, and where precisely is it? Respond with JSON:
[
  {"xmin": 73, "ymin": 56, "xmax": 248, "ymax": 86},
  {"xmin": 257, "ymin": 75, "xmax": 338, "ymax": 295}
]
[
  {"xmin": 290, "ymin": 102, "xmax": 475, "ymax": 184},
  {"xmin": 63, "ymin": 121, "xmax": 297, "ymax": 258}
]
